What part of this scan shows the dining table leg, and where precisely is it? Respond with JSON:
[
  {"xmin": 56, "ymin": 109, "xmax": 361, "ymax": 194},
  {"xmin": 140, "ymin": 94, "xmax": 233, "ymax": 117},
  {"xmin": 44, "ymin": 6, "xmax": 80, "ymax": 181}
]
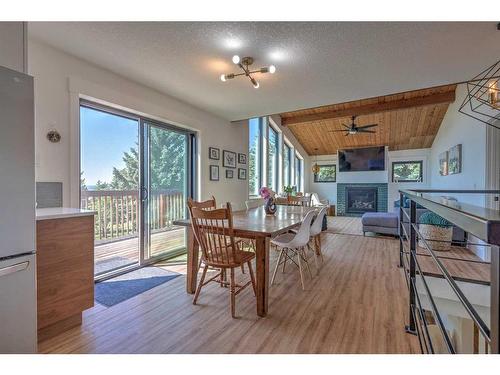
[
  {"xmin": 255, "ymin": 236, "xmax": 270, "ymax": 317},
  {"xmin": 186, "ymin": 226, "xmax": 199, "ymax": 294}
]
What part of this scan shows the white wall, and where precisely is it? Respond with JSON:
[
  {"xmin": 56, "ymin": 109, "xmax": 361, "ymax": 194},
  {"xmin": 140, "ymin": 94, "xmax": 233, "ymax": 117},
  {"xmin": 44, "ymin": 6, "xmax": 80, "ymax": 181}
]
[
  {"xmin": 309, "ymin": 148, "xmax": 430, "ymax": 210},
  {"xmin": 0, "ymin": 22, "xmax": 27, "ymax": 73},
  {"xmin": 429, "ymin": 84, "xmax": 487, "ymax": 206},
  {"xmin": 28, "ymin": 39, "xmax": 248, "ymax": 209}
]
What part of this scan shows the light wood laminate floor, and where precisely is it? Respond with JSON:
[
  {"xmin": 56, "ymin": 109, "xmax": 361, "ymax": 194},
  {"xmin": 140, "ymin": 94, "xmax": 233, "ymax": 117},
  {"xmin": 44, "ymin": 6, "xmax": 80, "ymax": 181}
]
[{"xmin": 38, "ymin": 228, "xmax": 419, "ymax": 354}]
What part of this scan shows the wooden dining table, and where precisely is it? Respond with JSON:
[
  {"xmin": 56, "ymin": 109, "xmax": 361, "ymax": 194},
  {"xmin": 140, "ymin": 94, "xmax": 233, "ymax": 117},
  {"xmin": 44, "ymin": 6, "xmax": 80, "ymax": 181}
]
[{"xmin": 173, "ymin": 205, "xmax": 318, "ymax": 317}]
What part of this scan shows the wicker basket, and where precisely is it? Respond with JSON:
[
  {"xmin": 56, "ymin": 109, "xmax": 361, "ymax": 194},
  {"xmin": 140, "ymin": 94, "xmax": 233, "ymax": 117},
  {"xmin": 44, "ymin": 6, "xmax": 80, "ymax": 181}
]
[{"xmin": 418, "ymin": 224, "xmax": 453, "ymax": 251}]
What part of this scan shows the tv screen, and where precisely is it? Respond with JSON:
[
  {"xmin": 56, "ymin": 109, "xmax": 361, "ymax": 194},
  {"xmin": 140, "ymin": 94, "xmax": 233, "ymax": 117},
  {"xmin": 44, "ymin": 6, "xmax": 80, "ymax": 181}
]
[{"xmin": 338, "ymin": 146, "xmax": 385, "ymax": 172}]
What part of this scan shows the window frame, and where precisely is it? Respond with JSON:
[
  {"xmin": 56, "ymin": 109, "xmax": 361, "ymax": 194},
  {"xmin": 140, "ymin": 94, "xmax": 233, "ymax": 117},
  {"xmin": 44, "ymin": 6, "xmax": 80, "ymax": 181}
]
[
  {"xmin": 267, "ymin": 123, "xmax": 280, "ymax": 192},
  {"xmin": 283, "ymin": 140, "xmax": 292, "ymax": 188},
  {"xmin": 313, "ymin": 164, "xmax": 337, "ymax": 183},
  {"xmin": 391, "ymin": 160, "xmax": 423, "ymax": 183},
  {"xmin": 295, "ymin": 152, "xmax": 303, "ymax": 192},
  {"xmin": 248, "ymin": 117, "xmax": 264, "ymax": 197}
]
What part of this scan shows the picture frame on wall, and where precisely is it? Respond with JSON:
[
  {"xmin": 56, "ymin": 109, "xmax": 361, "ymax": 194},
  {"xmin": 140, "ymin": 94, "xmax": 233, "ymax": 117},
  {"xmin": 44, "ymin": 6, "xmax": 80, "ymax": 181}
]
[
  {"xmin": 238, "ymin": 168, "xmax": 247, "ymax": 180},
  {"xmin": 209, "ymin": 165, "xmax": 219, "ymax": 181},
  {"xmin": 226, "ymin": 169, "xmax": 233, "ymax": 179},
  {"xmin": 209, "ymin": 147, "xmax": 220, "ymax": 160},
  {"xmin": 223, "ymin": 150, "xmax": 237, "ymax": 168},
  {"xmin": 448, "ymin": 144, "xmax": 462, "ymax": 175},
  {"xmin": 238, "ymin": 153, "xmax": 247, "ymax": 164},
  {"xmin": 439, "ymin": 151, "xmax": 448, "ymax": 176}
]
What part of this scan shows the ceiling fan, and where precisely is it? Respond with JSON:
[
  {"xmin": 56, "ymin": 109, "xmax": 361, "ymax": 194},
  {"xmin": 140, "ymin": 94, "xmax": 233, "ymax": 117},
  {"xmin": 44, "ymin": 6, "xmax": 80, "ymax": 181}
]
[{"xmin": 329, "ymin": 115, "xmax": 378, "ymax": 136}]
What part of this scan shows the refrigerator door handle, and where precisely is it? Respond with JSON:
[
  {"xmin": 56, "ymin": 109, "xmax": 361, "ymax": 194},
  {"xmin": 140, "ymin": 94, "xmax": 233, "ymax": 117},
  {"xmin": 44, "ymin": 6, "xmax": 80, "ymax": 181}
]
[{"xmin": 0, "ymin": 261, "xmax": 29, "ymax": 278}]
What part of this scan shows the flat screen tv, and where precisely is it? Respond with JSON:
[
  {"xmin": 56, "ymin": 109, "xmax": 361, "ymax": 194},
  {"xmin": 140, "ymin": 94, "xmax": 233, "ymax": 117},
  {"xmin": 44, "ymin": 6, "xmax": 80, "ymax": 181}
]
[{"xmin": 338, "ymin": 146, "xmax": 385, "ymax": 172}]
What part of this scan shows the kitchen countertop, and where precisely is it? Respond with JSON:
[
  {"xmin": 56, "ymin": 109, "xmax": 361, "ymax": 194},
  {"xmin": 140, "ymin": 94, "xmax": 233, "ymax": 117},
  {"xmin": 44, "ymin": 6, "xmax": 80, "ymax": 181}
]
[{"xmin": 36, "ymin": 207, "xmax": 96, "ymax": 221}]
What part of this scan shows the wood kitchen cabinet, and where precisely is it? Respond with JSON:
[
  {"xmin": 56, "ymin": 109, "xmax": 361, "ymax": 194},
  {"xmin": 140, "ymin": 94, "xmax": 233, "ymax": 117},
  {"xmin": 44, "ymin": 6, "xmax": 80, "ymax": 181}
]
[{"xmin": 36, "ymin": 211, "xmax": 95, "ymax": 342}]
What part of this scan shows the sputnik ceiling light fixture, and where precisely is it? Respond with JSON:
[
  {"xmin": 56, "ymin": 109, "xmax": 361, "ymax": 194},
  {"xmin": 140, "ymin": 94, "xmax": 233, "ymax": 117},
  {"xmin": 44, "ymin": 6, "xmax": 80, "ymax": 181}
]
[{"xmin": 220, "ymin": 55, "xmax": 276, "ymax": 89}]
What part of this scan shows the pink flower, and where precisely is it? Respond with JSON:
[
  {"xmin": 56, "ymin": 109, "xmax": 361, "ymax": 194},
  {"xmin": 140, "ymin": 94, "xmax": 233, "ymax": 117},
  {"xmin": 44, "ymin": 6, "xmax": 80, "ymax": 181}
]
[{"xmin": 259, "ymin": 186, "xmax": 275, "ymax": 199}]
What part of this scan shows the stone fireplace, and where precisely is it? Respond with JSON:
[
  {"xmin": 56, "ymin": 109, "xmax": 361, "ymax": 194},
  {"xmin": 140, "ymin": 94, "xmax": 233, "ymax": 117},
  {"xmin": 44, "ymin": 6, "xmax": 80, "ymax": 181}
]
[
  {"xmin": 337, "ymin": 183, "xmax": 388, "ymax": 216},
  {"xmin": 346, "ymin": 186, "xmax": 377, "ymax": 214}
]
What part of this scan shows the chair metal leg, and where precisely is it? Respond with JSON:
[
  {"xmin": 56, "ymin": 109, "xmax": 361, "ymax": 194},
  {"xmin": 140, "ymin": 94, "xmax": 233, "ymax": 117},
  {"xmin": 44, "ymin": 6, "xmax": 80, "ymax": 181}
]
[
  {"xmin": 247, "ymin": 260, "xmax": 257, "ymax": 296},
  {"xmin": 271, "ymin": 248, "xmax": 286, "ymax": 285},
  {"xmin": 297, "ymin": 249, "xmax": 306, "ymax": 290},
  {"xmin": 193, "ymin": 264, "xmax": 208, "ymax": 305},
  {"xmin": 230, "ymin": 268, "xmax": 236, "ymax": 318},
  {"xmin": 241, "ymin": 263, "xmax": 245, "ymax": 274}
]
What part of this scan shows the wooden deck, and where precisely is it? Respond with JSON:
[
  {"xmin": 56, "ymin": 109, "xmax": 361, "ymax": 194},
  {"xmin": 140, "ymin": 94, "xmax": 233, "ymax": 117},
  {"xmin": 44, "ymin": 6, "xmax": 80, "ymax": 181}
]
[{"xmin": 94, "ymin": 227, "xmax": 185, "ymax": 275}]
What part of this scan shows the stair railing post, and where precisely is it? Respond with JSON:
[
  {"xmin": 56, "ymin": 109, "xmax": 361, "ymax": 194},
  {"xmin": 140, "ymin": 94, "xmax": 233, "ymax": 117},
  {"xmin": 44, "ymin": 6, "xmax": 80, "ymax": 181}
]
[
  {"xmin": 491, "ymin": 245, "xmax": 500, "ymax": 353},
  {"xmin": 399, "ymin": 192, "xmax": 404, "ymax": 268},
  {"xmin": 406, "ymin": 199, "xmax": 417, "ymax": 334}
]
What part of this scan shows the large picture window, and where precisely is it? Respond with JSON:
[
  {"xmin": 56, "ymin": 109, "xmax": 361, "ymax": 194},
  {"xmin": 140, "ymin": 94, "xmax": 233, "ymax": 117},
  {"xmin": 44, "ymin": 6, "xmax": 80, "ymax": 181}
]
[
  {"xmin": 248, "ymin": 117, "xmax": 302, "ymax": 197},
  {"xmin": 392, "ymin": 160, "xmax": 423, "ymax": 182},
  {"xmin": 283, "ymin": 142, "xmax": 292, "ymax": 188},
  {"xmin": 295, "ymin": 153, "xmax": 303, "ymax": 192},
  {"xmin": 268, "ymin": 125, "xmax": 279, "ymax": 191},
  {"xmin": 248, "ymin": 118, "xmax": 262, "ymax": 196}
]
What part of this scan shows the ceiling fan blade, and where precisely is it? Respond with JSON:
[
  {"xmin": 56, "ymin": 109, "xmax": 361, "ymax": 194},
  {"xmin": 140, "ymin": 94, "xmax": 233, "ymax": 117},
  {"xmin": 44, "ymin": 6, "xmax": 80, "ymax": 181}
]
[
  {"xmin": 344, "ymin": 132, "xmax": 350, "ymax": 136},
  {"xmin": 356, "ymin": 124, "xmax": 378, "ymax": 130},
  {"xmin": 329, "ymin": 129, "xmax": 348, "ymax": 132},
  {"xmin": 341, "ymin": 124, "xmax": 351, "ymax": 129},
  {"xmin": 357, "ymin": 129, "xmax": 377, "ymax": 133}
]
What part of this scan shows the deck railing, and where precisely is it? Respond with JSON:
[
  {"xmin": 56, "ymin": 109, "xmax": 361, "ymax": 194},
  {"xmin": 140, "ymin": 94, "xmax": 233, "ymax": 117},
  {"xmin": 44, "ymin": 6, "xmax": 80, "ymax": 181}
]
[{"xmin": 81, "ymin": 189, "xmax": 185, "ymax": 242}]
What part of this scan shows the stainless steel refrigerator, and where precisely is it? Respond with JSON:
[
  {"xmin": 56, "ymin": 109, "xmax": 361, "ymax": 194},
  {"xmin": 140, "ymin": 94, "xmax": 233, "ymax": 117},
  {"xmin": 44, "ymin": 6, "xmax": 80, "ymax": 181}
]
[{"xmin": 0, "ymin": 65, "xmax": 37, "ymax": 353}]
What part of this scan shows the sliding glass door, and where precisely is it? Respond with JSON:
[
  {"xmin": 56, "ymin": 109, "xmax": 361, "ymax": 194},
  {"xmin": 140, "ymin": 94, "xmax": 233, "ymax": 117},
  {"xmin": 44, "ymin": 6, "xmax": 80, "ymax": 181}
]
[
  {"xmin": 142, "ymin": 122, "xmax": 190, "ymax": 261},
  {"xmin": 80, "ymin": 101, "xmax": 195, "ymax": 279}
]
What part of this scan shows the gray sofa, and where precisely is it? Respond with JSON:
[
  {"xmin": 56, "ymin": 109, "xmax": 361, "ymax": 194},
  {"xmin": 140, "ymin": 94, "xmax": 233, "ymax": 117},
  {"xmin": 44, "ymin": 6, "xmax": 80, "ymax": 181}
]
[
  {"xmin": 361, "ymin": 212, "xmax": 399, "ymax": 236},
  {"xmin": 361, "ymin": 199, "xmax": 465, "ymax": 242}
]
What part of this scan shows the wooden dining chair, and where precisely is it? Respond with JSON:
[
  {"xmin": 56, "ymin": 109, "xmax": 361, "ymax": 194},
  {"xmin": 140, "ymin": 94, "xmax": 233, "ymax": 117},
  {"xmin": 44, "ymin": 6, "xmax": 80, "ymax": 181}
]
[
  {"xmin": 287, "ymin": 196, "xmax": 302, "ymax": 206},
  {"xmin": 187, "ymin": 196, "xmax": 219, "ymax": 274},
  {"xmin": 187, "ymin": 196, "xmax": 216, "ymax": 210},
  {"xmin": 188, "ymin": 203, "xmax": 256, "ymax": 318}
]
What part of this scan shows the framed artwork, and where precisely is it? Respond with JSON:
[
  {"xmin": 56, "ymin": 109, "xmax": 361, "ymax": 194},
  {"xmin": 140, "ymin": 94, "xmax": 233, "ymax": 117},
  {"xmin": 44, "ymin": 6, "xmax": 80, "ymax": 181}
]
[
  {"xmin": 209, "ymin": 165, "xmax": 219, "ymax": 181},
  {"xmin": 209, "ymin": 147, "xmax": 220, "ymax": 160},
  {"xmin": 226, "ymin": 169, "xmax": 234, "ymax": 179},
  {"xmin": 313, "ymin": 164, "xmax": 336, "ymax": 183},
  {"xmin": 448, "ymin": 144, "xmax": 462, "ymax": 175},
  {"xmin": 238, "ymin": 168, "xmax": 247, "ymax": 180},
  {"xmin": 238, "ymin": 153, "xmax": 247, "ymax": 164},
  {"xmin": 439, "ymin": 151, "xmax": 448, "ymax": 176},
  {"xmin": 223, "ymin": 150, "xmax": 237, "ymax": 168}
]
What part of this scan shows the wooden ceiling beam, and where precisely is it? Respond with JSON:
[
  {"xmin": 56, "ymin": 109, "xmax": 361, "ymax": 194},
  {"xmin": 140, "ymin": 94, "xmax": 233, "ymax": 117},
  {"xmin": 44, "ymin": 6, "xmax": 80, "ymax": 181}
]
[{"xmin": 281, "ymin": 89, "xmax": 456, "ymax": 126}]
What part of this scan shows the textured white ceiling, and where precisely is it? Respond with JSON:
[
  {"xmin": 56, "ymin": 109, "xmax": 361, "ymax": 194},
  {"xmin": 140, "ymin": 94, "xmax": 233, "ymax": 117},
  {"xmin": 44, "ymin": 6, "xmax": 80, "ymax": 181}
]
[{"xmin": 28, "ymin": 22, "xmax": 500, "ymax": 121}]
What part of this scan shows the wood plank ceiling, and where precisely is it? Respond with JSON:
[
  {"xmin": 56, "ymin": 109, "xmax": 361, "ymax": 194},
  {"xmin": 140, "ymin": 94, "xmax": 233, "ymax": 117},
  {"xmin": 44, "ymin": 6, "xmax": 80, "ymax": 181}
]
[{"xmin": 279, "ymin": 84, "xmax": 457, "ymax": 156}]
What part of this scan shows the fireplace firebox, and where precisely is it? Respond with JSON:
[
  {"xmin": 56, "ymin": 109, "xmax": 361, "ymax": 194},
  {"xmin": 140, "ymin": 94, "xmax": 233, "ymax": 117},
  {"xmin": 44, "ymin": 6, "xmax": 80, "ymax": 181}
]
[{"xmin": 346, "ymin": 187, "xmax": 378, "ymax": 214}]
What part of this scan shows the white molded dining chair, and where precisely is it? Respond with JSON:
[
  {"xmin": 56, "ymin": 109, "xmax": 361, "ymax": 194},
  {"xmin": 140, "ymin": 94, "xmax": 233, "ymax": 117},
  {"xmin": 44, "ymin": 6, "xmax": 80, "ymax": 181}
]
[
  {"xmin": 245, "ymin": 198, "xmax": 265, "ymax": 209},
  {"xmin": 270, "ymin": 210, "xmax": 316, "ymax": 290},
  {"xmin": 308, "ymin": 206, "xmax": 328, "ymax": 270}
]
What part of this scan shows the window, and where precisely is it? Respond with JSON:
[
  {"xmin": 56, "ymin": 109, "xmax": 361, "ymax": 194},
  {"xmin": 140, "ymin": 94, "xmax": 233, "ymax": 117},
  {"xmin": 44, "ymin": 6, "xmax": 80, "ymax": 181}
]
[
  {"xmin": 283, "ymin": 142, "xmax": 292, "ymax": 188},
  {"xmin": 392, "ymin": 160, "xmax": 423, "ymax": 182},
  {"xmin": 248, "ymin": 118, "xmax": 262, "ymax": 196},
  {"xmin": 268, "ymin": 125, "xmax": 279, "ymax": 191},
  {"xmin": 295, "ymin": 153, "xmax": 303, "ymax": 192},
  {"xmin": 314, "ymin": 164, "xmax": 336, "ymax": 183}
]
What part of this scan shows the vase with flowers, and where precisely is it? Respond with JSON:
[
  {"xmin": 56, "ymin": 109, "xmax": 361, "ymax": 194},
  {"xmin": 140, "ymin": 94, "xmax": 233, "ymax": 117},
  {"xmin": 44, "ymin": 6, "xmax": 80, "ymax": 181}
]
[{"xmin": 259, "ymin": 186, "xmax": 277, "ymax": 215}]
